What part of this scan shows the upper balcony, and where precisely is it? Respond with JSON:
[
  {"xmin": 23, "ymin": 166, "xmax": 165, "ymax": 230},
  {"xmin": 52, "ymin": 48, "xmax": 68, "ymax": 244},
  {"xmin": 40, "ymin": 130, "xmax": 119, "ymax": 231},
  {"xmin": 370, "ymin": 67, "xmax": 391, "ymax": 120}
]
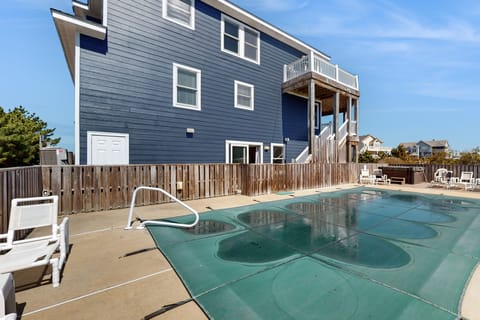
[{"xmin": 283, "ymin": 52, "xmax": 359, "ymax": 95}]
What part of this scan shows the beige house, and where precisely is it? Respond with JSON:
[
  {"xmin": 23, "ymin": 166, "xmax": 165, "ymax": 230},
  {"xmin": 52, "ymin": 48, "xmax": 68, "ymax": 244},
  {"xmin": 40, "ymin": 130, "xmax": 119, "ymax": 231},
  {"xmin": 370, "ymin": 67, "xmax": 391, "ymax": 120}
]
[{"xmin": 359, "ymin": 134, "xmax": 392, "ymax": 157}]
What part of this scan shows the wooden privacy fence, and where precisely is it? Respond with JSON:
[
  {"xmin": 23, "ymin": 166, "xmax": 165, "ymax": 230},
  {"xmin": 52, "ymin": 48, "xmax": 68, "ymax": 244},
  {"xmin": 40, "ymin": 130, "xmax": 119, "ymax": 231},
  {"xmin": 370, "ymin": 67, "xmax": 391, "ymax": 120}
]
[
  {"xmin": 41, "ymin": 164, "xmax": 243, "ymax": 215},
  {"xmin": 0, "ymin": 162, "xmax": 386, "ymax": 231},
  {"xmin": 4, "ymin": 162, "xmax": 480, "ymax": 231},
  {"xmin": 0, "ymin": 166, "xmax": 43, "ymax": 235},
  {"xmin": 242, "ymin": 163, "xmax": 361, "ymax": 196},
  {"xmin": 42, "ymin": 163, "xmax": 362, "ymax": 214}
]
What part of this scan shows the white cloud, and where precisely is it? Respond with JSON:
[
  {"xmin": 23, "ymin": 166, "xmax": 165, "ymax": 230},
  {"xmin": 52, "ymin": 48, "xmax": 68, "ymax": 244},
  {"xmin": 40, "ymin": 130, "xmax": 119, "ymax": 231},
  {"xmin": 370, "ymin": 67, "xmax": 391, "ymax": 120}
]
[{"xmin": 277, "ymin": 0, "xmax": 480, "ymax": 44}]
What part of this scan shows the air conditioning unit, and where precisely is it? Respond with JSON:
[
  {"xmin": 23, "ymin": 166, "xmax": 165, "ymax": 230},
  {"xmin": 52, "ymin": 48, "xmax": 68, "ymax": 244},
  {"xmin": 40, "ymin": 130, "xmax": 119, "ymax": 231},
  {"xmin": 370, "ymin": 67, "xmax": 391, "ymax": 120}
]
[{"xmin": 40, "ymin": 148, "xmax": 70, "ymax": 165}]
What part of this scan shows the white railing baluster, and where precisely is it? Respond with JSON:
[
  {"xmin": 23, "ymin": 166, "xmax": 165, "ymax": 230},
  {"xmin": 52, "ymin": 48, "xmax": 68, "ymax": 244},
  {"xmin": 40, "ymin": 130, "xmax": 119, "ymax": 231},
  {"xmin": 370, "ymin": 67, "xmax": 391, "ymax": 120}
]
[{"xmin": 309, "ymin": 51, "xmax": 315, "ymax": 72}]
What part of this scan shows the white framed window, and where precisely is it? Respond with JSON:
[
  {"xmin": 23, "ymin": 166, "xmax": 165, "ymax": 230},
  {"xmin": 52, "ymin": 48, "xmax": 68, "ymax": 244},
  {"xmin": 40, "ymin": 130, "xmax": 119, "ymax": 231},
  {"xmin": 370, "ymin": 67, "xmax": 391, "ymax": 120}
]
[
  {"xmin": 225, "ymin": 140, "xmax": 263, "ymax": 164},
  {"xmin": 271, "ymin": 143, "xmax": 285, "ymax": 164},
  {"xmin": 234, "ymin": 81, "xmax": 254, "ymax": 111},
  {"xmin": 221, "ymin": 15, "xmax": 260, "ymax": 64},
  {"xmin": 173, "ymin": 63, "xmax": 201, "ymax": 110},
  {"xmin": 163, "ymin": 0, "xmax": 195, "ymax": 30}
]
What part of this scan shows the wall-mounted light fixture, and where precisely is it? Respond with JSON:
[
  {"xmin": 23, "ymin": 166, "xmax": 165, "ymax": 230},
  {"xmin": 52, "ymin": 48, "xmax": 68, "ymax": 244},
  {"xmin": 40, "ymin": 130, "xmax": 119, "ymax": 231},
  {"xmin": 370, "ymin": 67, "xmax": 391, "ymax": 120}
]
[
  {"xmin": 284, "ymin": 137, "xmax": 290, "ymax": 143},
  {"xmin": 186, "ymin": 128, "xmax": 195, "ymax": 139},
  {"xmin": 264, "ymin": 146, "xmax": 270, "ymax": 151}
]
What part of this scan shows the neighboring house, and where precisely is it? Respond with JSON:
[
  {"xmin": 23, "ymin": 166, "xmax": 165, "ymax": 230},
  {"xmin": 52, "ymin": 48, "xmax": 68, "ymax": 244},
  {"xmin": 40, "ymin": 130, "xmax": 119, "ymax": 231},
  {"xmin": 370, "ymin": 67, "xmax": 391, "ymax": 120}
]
[
  {"xmin": 359, "ymin": 135, "xmax": 391, "ymax": 157},
  {"xmin": 52, "ymin": 0, "xmax": 360, "ymax": 165},
  {"xmin": 400, "ymin": 140, "xmax": 449, "ymax": 158},
  {"xmin": 400, "ymin": 142, "xmax": 419, "ymax": 157}
]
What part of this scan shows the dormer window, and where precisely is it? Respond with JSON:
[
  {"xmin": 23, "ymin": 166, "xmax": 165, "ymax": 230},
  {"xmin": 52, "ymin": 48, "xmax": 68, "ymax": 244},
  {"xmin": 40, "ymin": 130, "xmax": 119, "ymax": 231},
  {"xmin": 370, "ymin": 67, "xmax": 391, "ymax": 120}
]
[{"xmin": 163, "ymin": 0, "xmax": 195, "ymax": 30}]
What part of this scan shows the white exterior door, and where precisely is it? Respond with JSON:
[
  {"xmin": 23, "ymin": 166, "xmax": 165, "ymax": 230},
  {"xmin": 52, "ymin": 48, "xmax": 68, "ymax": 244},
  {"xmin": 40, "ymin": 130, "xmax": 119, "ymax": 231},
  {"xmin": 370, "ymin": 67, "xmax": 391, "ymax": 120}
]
[
  {"xmin": 225, "ymin": 140, "xmax": 263, "ymax": 164},
  {"xmin": 88, "ymin": 132, "xmax": 129, "ymax": 165}
]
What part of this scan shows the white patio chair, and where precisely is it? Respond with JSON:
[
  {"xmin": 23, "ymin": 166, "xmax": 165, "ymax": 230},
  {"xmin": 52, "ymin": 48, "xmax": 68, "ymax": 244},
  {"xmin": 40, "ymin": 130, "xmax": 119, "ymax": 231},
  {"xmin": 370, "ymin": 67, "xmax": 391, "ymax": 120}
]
[
  {"xmin": 452, "ymin": 171, "xmax": 475, "ymax": 191},
  {"xmin": 359, "ymin": 168, "xmax": 375, "ymax": 184},
  {"xmin": 373, "ymin": 169, "xmax": 391, "ymax": 185},
  {"xmin": 474, "ymin": 178, "xmax": 480, "ymax": 191},
  {"xmin": 0, "ymin": 196, "xmax": 69, "ymax": 288},
  {"xmin": 0, "ymin": 273, "xmax": 16, "ymax": 320},
  {"xmin": 431, "ymin": 168, "xmax": 452, "ymax": 188}
]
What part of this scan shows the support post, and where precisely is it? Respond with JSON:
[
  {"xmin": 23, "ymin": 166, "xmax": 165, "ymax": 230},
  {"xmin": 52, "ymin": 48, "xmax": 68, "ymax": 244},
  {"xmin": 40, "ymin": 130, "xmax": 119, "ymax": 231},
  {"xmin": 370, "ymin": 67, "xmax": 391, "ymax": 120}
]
[
  {"xmin": 346, "ymin": 96, "xmax": 352, "ymax": 162},
  {"xmin": 354, "ymin": 99, "xmax": 359, "ymax": 163},
  {"xmin": 355, "ymin": 99, "xmax": 359, "ymax": 134},
  {"xmin": 317, "ymin": 101, "xmax": 322, "ymax": 133},
  {"xmin": 308, "ymin": 79, "xmax": 316, "ymax": 158},
  {"xmin": 333, "ymin": 92, "xmax": 340, "ymax": 162},
  {"xmin": 347, "ymin": 96, "xmax": 352, "ymax": 136}
]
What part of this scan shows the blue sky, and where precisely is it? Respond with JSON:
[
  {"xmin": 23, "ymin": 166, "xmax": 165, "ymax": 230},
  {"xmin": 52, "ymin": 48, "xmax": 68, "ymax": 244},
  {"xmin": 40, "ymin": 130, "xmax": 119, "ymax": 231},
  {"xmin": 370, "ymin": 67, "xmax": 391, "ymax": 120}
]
[{"xmin": 1, "ymin": 0, "xmax": 480, "ymax": 152}]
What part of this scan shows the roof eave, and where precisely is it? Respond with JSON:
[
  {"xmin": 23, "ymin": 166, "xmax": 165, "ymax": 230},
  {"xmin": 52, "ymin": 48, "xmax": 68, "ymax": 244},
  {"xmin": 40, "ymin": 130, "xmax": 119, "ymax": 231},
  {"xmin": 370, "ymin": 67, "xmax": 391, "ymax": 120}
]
[{"xmin": 51, "ymin": 8, "xmax": 107, "ymax": 81}]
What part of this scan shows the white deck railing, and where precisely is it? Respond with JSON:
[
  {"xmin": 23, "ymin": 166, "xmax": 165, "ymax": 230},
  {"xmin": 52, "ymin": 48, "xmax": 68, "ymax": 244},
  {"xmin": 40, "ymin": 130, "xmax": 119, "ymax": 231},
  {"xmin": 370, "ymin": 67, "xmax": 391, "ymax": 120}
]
[
  {"xmin": 367, "ymin": 146, "xmax": 392, "ymax": 153},
  {"xmin": 295, "ymin": 146, "xmax": 310, "ymax": 163},
  {"xmin": 284, "ymin": 52, "xmax": 359, "ymax": 90},
  {"xmin": 338, "ymin": 120, "xmax": 349, "ymax": 146},
  {"xmin": 349, "ymin": 120, "xmax": 357, "ymax": 137},
  {"xmin": 320, "ymin": 122, "xmax": 334, "ymax": 140}
]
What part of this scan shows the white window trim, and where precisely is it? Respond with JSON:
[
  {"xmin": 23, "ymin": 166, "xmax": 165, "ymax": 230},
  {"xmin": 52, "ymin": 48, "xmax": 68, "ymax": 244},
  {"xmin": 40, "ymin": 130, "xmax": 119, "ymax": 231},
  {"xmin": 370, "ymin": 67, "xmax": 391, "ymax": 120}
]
[
  {"xmin": 221, "ymin": 14, "xmax": 260, "ymax": 64},
  {"xmin": 225, "ymin": 140, "xmax": 263, "ymax": 164},
  {"xmin": 234, "ymin": 80, "xmax": 254, "ymax": 111},
  {"xmin": 87, "ymin": 131, "xmax": 129, "ymax": 165},
  {"xmin": 162, "ymin": 0, "xmax": 195, "ymax": 30},
  {"xmin": 271, "ymin": 143, "xmax": 285, "ymax": 164},
  {"xmin": 173, "ymin": 63, "xmax": 201, "ymax": 111}
]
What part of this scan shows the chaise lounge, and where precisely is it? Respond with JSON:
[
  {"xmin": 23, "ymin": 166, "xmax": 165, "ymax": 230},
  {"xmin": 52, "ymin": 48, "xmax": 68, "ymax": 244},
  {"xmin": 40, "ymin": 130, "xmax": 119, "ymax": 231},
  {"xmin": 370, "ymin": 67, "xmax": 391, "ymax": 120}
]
[{"xmin": 0, "ymin": 196, "xmax": 69, "ymax": 288}]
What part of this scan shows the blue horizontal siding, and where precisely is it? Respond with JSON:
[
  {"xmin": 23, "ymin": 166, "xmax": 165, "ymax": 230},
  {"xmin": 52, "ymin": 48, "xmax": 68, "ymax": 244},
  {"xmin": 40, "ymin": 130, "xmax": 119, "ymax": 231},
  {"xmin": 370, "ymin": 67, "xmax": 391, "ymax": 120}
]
[{"xmin": 79, "ymin": 0, "xmax": 308, "ymax": 164}]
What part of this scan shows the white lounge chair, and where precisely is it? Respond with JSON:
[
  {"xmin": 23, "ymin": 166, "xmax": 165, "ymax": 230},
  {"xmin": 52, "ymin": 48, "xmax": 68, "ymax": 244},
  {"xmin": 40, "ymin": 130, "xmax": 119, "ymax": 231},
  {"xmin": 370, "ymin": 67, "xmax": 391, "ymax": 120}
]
[
  {"xmin": 473, "ymin": 178, "xmax": 480, "ymax": 192},
  {"xmin": 373, "ymin": 169, "xmax": 391, "ymax": 185},
  {"xmin": 0, "ymin": 273, "xmax": 16, "ymax": 320},
  {"xmin": 0, "ymin": 196, "xmax": 69, "ymax": 288},
  {"xmin": 452, "ymin": 171, "xmax": 475, "ymax": 191},
  {"xmin": 431, "ymin": 168, "xmax": 452, "ymax": 188},
  {"xmin": 359, "ymin": 168, "xmax": 376, "ymax": 184}
]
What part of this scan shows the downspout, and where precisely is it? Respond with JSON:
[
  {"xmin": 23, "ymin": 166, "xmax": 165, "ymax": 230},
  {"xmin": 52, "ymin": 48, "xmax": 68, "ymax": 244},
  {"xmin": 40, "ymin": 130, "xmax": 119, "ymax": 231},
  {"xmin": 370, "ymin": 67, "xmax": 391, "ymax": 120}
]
[{"xmin": 74, "ymin": 32, "xmax": 80, "ymax": 165}]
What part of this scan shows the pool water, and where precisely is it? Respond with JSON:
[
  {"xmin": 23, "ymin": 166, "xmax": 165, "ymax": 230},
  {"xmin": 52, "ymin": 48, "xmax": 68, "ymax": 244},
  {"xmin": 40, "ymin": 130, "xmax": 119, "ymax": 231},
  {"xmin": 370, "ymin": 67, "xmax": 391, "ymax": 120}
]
[{"xmin": 147, "ymin": 188, "xmax": 480, "ymax": 319}]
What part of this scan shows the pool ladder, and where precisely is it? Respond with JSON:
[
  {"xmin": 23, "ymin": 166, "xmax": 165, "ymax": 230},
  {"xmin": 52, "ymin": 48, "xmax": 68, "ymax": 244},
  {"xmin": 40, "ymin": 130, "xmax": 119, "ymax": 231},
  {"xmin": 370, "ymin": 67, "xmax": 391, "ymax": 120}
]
[{"xmin": 125, "ymin": 186, "xmax": 199, "ymax": 230}]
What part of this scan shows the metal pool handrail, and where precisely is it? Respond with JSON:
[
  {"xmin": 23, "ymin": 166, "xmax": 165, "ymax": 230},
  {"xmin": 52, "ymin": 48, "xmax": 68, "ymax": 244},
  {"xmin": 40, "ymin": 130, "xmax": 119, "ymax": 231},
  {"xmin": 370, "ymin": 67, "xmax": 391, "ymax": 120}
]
[{"xmin": 125, "ymin": 186, "xmax": 199, "ymax": 230}]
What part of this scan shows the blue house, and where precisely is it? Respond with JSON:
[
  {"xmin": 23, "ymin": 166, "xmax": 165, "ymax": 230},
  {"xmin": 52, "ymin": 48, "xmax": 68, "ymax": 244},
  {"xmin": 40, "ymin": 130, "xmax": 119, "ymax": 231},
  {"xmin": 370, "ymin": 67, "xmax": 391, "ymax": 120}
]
[{"xmin": 52, "ymin": 0, "xmax": 360, "ymax": 165}]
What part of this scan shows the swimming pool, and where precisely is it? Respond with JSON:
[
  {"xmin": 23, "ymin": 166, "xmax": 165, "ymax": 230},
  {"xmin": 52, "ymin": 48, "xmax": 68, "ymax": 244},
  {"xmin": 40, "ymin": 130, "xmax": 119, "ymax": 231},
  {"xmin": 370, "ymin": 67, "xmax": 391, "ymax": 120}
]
[{"xmin": 147, "ymin": 188, "xmax": 480, "ymax": 319}]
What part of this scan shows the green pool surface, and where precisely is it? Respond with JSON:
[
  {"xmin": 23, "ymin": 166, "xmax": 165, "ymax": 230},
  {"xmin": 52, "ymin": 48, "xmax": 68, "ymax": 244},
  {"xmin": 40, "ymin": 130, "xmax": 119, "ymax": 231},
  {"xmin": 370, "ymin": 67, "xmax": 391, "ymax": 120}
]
[{"xmin": 147, "ymin": 188, "xmax": 480, "ymax": 319}]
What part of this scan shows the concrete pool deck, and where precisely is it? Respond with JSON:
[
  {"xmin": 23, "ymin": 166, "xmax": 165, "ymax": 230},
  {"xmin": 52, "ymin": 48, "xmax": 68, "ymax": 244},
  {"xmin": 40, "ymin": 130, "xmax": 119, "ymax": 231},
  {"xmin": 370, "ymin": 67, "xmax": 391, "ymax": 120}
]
[{"xmin": 11, "ymin": 183, "xmax": 480, "ymax": 319}]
